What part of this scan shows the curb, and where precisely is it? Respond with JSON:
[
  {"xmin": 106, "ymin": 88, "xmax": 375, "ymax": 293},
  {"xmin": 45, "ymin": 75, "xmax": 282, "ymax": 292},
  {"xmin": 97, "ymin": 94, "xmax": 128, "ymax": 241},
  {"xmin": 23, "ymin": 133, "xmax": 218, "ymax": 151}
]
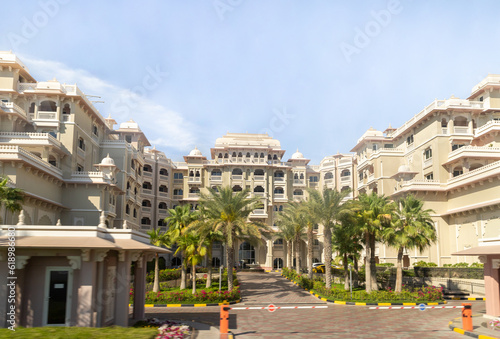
[
  {"xmin": 448, "ymin": 316, "xmax": 499, "ymax": 339},
  {"xmin": 281, "ymin": 274, "xmax": 447, "ymax": 306},
  {"xmin": 445, "ymin": 297, "xmax": 486, "ymax": 301},
  {"xmin": 130, "ymin": 299, "xmax": 242, "ymax": 308}
]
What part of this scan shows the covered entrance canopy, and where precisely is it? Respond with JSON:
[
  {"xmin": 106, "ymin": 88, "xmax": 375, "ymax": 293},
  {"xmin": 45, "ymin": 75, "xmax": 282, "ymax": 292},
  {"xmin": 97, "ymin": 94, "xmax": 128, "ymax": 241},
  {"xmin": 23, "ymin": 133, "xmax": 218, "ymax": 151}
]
[{"xmin": 0, "ymin": 223, "xmax": 170, "ymax": 328}]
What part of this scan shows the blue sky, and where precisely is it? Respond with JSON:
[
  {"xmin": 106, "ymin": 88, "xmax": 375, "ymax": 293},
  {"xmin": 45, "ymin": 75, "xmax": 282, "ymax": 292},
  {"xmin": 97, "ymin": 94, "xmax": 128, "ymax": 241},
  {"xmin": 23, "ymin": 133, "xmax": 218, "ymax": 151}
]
[{"xmin": 2, "ymin": 0, "xmax": 500, "ymax": 163}]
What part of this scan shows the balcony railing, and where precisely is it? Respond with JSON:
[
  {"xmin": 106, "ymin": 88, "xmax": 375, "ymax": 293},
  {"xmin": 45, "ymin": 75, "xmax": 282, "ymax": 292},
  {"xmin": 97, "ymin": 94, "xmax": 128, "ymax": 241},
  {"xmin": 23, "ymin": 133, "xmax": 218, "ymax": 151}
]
[
  {"xmin": 159, "ymin": 192, "xmax": 168, "ymax": 198},
  {"xmin": 173, "ymin": 194, "xmax": 183, "ymax": 199},
  {"xmin": 475, "ymin": 120, "xmax": 500, "ymax": 137},
  {"xmin": 0, "ymin": 102, "xmax": 28, "ymax": 119},
  {"xmin": 340, "ymin": 175, "xmax": 351, "ymax": 182},
  {"xmin": 188, "ymin": 193, "xmax": 200, "ymax": 198},
  {"xmin": 274, "ymin": 177, "xmax": 285, "ymax": 182},
  {"xmin": 253, "ymin": 192, "xmax": 266, "ymax": 197},
  {"xmin": 173, "ymin": 179, "xmax": 183, "ymax": 184},
  {"xmin": 293, "ymin": 196, "xmax": 305, "ymax": 202},
  {"xmin": 231, "ymin": 175, "xmax": 243, "ymax": 180},
  {"xmin": 407, "ymin": 143, "xmax": 415, "ymax": 151},
  {"xmin": 210, "ymin": 175, "xmax": 222, "ymax": 181},
  {"xmin": 142, "ymin": 188, "xmax": 152, "ymax": 195},
  {"xmin": 293, "ymin": 179, "xmax": 305, "ymax": 185},
  {"xmin": 158, "ymin": 209, "xmax": 167, "ymax": 215},
  {"xmin": 254, "ymin": 175, "xmax": 265, "ymax": 181},
  {"xmin": 324, "ymin": 178, "xmax": 334, "ymax": 184},
  {"xmin": 37, "ymin": 111, "xmax": 57, "ymax": 120},
  {"xmin": 77, "ymin": 147, "xmax": 85, "ymax": 158},
  {"xmin": 159, "ymin": 174, "xmax": 169, "ymax": 182},
  {"xmin": 454, "ymin": 126, "xmax": 469, "ymax": 134},
  {"xmin": 142, "ymin": 206, "xmax": 151, "ymax": 213},
  {"xmin": 143, "ymin": 171, "xmax": 153, "ymax": 178},
  {"xmin": 274, "ymin": 193, "xmax": 285, "ymax": 199},
  {"xmin": 188, "ymin": 177, "xmax": 201, "ymax": 183}
]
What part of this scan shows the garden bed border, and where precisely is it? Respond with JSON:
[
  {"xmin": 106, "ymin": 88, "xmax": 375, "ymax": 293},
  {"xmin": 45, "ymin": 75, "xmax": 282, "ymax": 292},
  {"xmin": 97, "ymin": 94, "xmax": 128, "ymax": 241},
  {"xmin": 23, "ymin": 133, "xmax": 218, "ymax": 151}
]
[{"xmin": 129, "ymin": 299, "xmax": 241, "ymax": 308}]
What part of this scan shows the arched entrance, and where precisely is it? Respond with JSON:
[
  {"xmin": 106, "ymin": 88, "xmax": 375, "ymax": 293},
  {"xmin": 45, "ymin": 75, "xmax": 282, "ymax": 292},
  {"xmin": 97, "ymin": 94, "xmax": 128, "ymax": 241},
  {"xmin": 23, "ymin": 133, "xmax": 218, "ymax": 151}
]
[
  {"xmin": 239, "ymin": 242, "xmax": 255, "ymax": 266},
  {"xmin": 273, "ymin": 258, "xmax": 283, "ymax": 269},
  {"xmin": 212, "ymin": 257, "xmax": 221, "ymax": 268},
  {"xmin": 171, "ymin": 257, "xmax": 181, "ymax": 267}
]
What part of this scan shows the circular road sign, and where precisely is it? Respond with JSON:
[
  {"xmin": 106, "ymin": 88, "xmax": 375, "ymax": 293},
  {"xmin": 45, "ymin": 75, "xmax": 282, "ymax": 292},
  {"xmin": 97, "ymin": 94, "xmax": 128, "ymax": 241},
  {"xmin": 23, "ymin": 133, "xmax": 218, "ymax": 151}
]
[
  {"xmin": 419, "ymin": 303, "xmax": 426, "ymax": 311},
  {"xmin": 268, "ymin": 304, "xmax": 277, "ymax": 313}
]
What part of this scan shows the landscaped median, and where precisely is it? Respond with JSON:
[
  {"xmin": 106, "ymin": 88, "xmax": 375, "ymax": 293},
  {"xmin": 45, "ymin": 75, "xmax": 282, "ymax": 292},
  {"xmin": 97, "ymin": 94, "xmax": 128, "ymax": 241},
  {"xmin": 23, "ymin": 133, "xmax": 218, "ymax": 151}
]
[{"xmin": 281, "ymin": 267, "xmax": 447, "ymax": 306}]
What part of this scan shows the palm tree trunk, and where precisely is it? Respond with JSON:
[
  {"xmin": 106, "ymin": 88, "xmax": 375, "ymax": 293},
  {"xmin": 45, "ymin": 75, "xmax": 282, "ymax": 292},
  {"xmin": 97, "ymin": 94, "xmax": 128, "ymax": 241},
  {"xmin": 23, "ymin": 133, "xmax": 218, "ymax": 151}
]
[
  {"xmin": 295, "ymin": 237, "xmax": 301, "ymax": 273},
  {"xmin": 192, "ymin": 264, "xmax": 197, "ymax": 294},
  {"xmin": 343, "ymin": 253, "xmax": 349, "ymax": 290},
  {"xmin": 153, "ymin": 253, "xmax": 160, "ymax": 292},
  {"xmin": 324, "ymin": 226, "xmax": 332, "ymax": 289},
  {"xmin": 369, "ymin": 234, "xmax": 378, "ymax": 291},
  {"xmin": 180, "ymin": 252, "xmax": 187, "ymax": 290},
  {"xmin": 395, "ymin": 247, "xmax": 404, "ymax": 293},
  {"xmin": 364, "ymin": 232, "xmax": 372, "ymax": 293},
  {"xmin": 287, "ymin": 240, "xmax": 293, "ymax": 268},
  {"xmin": 227, "ymin": 243, "xmax": 234, "ymax": 291},
  {"xmin": 353, "ymin": 255, "xmax": 359, "ymax": 288},
  {"xmin": 307, "ymin": 227, "xmax": 313, "ymax": 279},
  {"xmin": 206, "ymin": 246, "xmax": 213, "ymax": 288}
]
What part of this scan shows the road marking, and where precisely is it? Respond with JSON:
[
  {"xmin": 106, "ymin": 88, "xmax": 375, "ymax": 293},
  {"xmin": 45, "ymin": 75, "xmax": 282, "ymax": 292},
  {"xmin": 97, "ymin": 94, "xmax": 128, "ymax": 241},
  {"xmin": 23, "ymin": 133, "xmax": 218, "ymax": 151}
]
[{"xmin": 370, "ymin": 306, "xmax": 463, "ymax": 310}]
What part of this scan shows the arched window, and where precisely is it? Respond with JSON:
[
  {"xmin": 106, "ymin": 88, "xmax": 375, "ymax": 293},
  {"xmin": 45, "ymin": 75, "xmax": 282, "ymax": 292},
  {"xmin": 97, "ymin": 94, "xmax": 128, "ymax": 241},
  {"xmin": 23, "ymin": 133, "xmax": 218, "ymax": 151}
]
[
  {"xmin": 218, "ymin": 153, "xmax": 223, "ymax": 158},
  {"xmin": 293, "ymin": 189, "xmax": 303, "ymax": 196},
  {"xmin": 29, "ymin": 102, "xmax": 35, "ymax": 114},
  {"xmin": 143, "ymin": 164, "xmax": 152, "ymax": 172},
  {"xmin": 212, "ymin": 169, "xmax": 222, "ymax": 176},
  {"xmin": 294, "ymin": 173, "xmax": 299, "ymax": 180},
  {"xmin": 133, "ymin": 208, "xmax": 137, "ymax": 218},
  {"xmin": 341, "ymin": 186, "xmax": 350, "ymax": 192},
  {"xmin": 142, "ymin": 199, "xmax": 151, "ymax": 207},
  {"xmin": 274, "ymin": 170, "xmax": 284, "ymax": 178},
  {"xmin": 39, "ymin": 100, "xmax": 57, "ymax": 112},
  {"xmin": 260, "ymin": 153, "xmax": 265, "ymax": 158},
  {"xmin": 78, "ymin": 137, "xmax": 85, "ymax": 151},
  {"xmin": 232, "ymin": 185, "xmax": 242, "ymax": 192},
  {"xmin": 274, "ymin": 239, "xmax": 283, "ymax": 245},
  {"xmin": 441, "ymin": 118, "xmax": 447, "ymax": 127},
  {"xmin": 340, "ymin": 169, "xmax": 350, "ymax": 177},
  {"xmin": 189, "ymin": 170, "xmax": 194, "ymax": 177},
  {"xmin": 159, "ymin": 185, "xmax": 168, "ymax": 192},
  {"xmin": 232, "ymin": 152, "xmax": 237, "ymax": 158},
  {"xmin": 273, "ymin": 205, "xmax": 278, "ymax": 211},
  {"xmin": 142, "ymin": 182, "xmax": 152, "ymax": 189},
  {"xmin": 212, "ymin": 186, "xmax": 219, "ymax": 192},
  {"xmin": 273, "ymin": 154, "xmax": 278, "ymax": 160},
  {"xmin": 173, "ymin": 189, "xmax": 183, "ymax": 195},
  {"xmin": 274, "ymin": 187, "xmax": 284, "ymax": 194},
  {"xmin": 453, "ymin": 166, "xmax": 463, "ymax": 177},
  {"xmin": 239, "ymin": 242, "xmax": 255, "ymax": 265},
  {"xmin": 159, "ymin": 168, "xmax": 168, "ymax": 175},
  {"xmin": 48, "ymin": 155, "xmax": 57, "ymax": 167},
  {"xmin": 313, "ymin": 239, "xmax": 320, "ymax": 245},
  {"xmin": 158, "ymin": 202, "xmax": 168, "ymax": 209},
  {"xmin": 324, "ymin": 172, "xmax": 333, "ymax": 179},
  {"xmin": 268, "ymin": 154, "xmax": 272, "ymax": 160},
  {"xmin": 254, "ymin": 185, "xmax": 265, "ymax": 192},
  {"xmin": 300, "ymin": 173, "xmax": 304, "ymax": 179},
  {"xmin": 246, "ymin": 152, "xmax": 251, "ymax": 158},
  {"xmin": 254, "ymin": 169, "xmax": 264, "ymax": 176},
  {"xmin": 189, "ymin": 187, "xmax": 200, "ymax": 194},
  {"xmin": 126, "ymin": 205, "xmax": 130, "ymax": 215},
  {"xmin": 254, "ymin": 152, "xmax": 259, "ymax": 158},
  {"xmin": 279, "ymin": 205, "xmax": 283, "ymax": 211},
  {"xmin": 141, "ymin": 217, "xmax": 151, "ymax": 225},
  {"xmin": 454, "ymin": 116, "xmax": 468, "ymax": 127},
  {"xmin": 195, "ymin": 171, "xmax": 200, "ymax": 177},
  {"xmin": 224, "ymin": 153, "xmax": 228, "ymax": 158},
  {"xmin": 232, "ymin": 168, "xmax": 242, "ymax": 175},
  {"xmin": 238, "ymin": 152, "xmax": 243, "ymax": 157}
]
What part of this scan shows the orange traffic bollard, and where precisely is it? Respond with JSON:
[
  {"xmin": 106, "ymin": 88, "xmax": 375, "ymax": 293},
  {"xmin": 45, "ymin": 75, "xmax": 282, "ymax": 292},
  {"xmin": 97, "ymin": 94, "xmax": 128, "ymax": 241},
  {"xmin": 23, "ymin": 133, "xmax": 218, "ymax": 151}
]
[
  {"xmin": 220, "ymin": 305, "xmax": 229, "ymax": 335},
  {"xmin": 462, "ymin": 303, "xmax": 473, "ymax": 331}
]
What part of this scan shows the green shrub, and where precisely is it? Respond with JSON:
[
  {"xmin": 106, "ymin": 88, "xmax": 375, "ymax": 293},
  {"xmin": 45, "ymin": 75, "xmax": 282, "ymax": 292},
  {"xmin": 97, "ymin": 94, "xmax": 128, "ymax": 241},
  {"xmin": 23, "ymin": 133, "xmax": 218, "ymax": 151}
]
[
  {"xmin": 376, "ymin": 263, "xmax": 395, "ymax": 267},
  {"xmin": 413, "ymin": 261, "xmax": 437, "ymax": 267},
  {"xmin": 452, "ymin": 262, "xmax": 469, "ymax": 268},
  {"xmin": 470, "ymin": 262, "xmax": 484, "ymax": 268}
]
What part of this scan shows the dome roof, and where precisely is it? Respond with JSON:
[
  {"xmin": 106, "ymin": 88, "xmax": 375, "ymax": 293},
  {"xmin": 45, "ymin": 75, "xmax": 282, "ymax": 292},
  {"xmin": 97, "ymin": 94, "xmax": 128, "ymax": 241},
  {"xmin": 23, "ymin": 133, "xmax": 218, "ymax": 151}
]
[
  {"xmin": 397, "ymin": 164, "xmax": 411, "ymax": 173},
  {"xmin": 291, "ymin": 149, "xmax": 304, "ymax": 159},
  {"xmin": 189, "ymin": 146, "xmax": 202, "ymax": 156},
  {"xmin": 100, "ymin": 154, "xmax": 115, "ymax": 166}
]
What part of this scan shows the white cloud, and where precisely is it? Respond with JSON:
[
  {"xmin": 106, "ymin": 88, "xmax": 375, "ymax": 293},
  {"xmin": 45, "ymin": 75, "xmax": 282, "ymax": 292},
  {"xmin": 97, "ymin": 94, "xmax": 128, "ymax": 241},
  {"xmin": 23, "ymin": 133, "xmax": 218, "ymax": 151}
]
[{"xmin": 20, "ymin": 55, "xmax": 198, "ymax": 153}]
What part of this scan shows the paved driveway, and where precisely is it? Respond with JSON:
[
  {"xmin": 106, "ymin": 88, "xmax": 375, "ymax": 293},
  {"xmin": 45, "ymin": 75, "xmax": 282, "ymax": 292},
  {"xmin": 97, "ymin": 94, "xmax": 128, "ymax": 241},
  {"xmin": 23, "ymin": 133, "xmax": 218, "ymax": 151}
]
[{"xmin": 142, "ymin": 272, "xmax": 482, "ymax": 338}]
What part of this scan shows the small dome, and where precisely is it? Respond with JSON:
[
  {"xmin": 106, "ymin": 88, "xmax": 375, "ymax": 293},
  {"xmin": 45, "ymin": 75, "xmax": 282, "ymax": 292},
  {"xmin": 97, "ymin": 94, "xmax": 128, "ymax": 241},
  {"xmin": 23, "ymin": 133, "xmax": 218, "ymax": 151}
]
[
  {"xmin": 291, "ymin": 148, "xmax": 304, "ymax": 159},
  {"xmin": 189, "ymin": 146, "xmax": 202, "ymax": 156},
  {"xmin": 119, "ymin": 119, "xmax": 139, "ymax": 129},
  {"xmin": 100, "ymin": 154, "xmax": 115, "ymax": 166},
  {"xmin": 398, "ymin": 164, "xmax": 411, "ymax": 173}
]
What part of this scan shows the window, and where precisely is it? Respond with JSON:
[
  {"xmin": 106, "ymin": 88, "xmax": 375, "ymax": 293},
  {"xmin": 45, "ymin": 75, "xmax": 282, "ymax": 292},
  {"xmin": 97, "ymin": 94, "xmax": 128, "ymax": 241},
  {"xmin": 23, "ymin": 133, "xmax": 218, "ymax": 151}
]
[
  {"xmin": 453, "ymin": 167, "xmax": 463, "ymax": 177},
  {"xmin": 274, "ymin": 170, "xmax": 284, "ymax": 178},
  {"xmin": 77, "ymin": 164, "xmax": 84, "ymax": 172},
  {"xmin": 324, "ymin": 172, "xmax": 333, "ymax": 179},
  {"xmin": 452, "ymin": 144, "xmax": 464, "ymax": 151},
  {"xmin": 424, "ymin": 148, "xmax": 432, "ymax": 159},
  {"xmin": 480, "ymin": 96, "xmax": 484, "ymax": 102},
  {"xmin": 313, "ymin": 239, "xmax": 320, "ymax": 246},
  {"xmin": 173, "ymin": 189, "xmax": 183, "ymax": 196},
  {"xmin": 159, "ymin": 185, "xmax": 168, "ymax": 192},
  {"xmin": 158, "ymin": 219, "xmax": 166, "ymax": 226},
  {"xmin": 425, "ymin": 173, "xmax": 434, "ymax": 180},
  {"xmin": 92, "ymin": 124, "xmax": 98, "ymax": 136},
  {"xmin": 142, "ymin": 200, "xmax": 151, "ymax": 207},
  {"xmin": 254, "ymin": 169, "xmax": 264, "ymax": 176},
  {"xmin": 309, "ymin": 176, "xmax": 318, "ymax": 182},
  {"xmin": 133, "ymin": 209, "xmax": 137, "ymax": 218},
  {"xmin": 159, "ymin": 168, "xmax": 168, "ymax": 175},
  {"xmin": 141, "ymin": 217, "xmax": 151, "ymax": 225},
  {"xmin": 125, "ymin": 135, "xmax": 132, "ymax": 143},
  {"xmin": 254, "ymin": 186, "xmax": 265, "ymax": 193},
  {"xmin": 372, "ymin": 144, "xmax": 378, "ymax": 151},
  {"xmin": 158, "ymin": 202, "xmax": 168, "ymax": 209},
  {"xmin": 293, "ymin": 189, "xmax": 303, "ymax": 196},
  {"xmin": 359, "ymin": 172, "xmax": 363, "ymax": 181},
  {"xmin": 384, "ymin": 144, "xmax": 393, "ymax": 149},
  {"xmin": 340, "ymin": 169, "xmax": 350, "ymax": 177},
  {"xmin": 144, "ymin": 165, "xmax": 152, "ymax": 172},
  {"xmin": 78, "ymin": 137, "xmax": 85, "ymax": 150},
  {"xmin": 62, "ymin": 103, "xmax": 70, "ymax": 115},
  {"xmin": 125, "ymin": 205, "xmax": 130, "ymax": 215},
  {"xmin": 273, "ymin": 239, "xmax": 283, "ymax": 245},
  {"xmin": 406, "ymin": 134, "xmax": 414, "ymax": 145},
  {"xmin": 232, "ymin": 185, "xmax": 243, "ymax": 192},
  {"xmin": 143, "ymin": 182, "xmax": 152, "ymax": 189},
  {"xmin": 174, "ymin": 173, "xmax": 183, "ymax": 179},
  {"xmin": 211, "ymin": 169, "xmax": 222, "ymax": 176},
  {"xmin": 246, "ymin": 152, "xmax": 251, "ymax": 158}
]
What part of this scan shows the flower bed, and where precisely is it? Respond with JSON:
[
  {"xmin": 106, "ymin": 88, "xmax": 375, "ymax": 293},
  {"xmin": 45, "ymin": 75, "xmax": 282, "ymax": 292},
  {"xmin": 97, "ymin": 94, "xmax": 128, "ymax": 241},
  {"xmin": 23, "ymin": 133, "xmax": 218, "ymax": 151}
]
[
  {"xmin": 282, "ymin": 267, "xmax": 444, "ymax": 303},
  {"xmin": 143, "ymin": 288, "xmax": 240, "ymax": 304},
  {"xmin": 134, "ymin": 318, "xmax": 191, "ymax": 339}
]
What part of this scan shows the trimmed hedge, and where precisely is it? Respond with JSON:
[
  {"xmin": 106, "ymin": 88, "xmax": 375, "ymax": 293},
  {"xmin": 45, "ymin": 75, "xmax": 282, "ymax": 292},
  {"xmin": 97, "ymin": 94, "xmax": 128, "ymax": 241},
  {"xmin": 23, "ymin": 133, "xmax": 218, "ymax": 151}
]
[{"xmin": 413, "ymin": 267, "xmax": 484, "ymax": 279}]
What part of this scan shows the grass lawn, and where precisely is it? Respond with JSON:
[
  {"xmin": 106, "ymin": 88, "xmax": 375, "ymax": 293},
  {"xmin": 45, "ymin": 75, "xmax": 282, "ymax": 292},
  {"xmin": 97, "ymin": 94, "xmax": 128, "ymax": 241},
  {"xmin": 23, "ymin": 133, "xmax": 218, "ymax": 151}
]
[{"xmin": 0, "ymin": 326, "xmax": 157, "ymax": 339}]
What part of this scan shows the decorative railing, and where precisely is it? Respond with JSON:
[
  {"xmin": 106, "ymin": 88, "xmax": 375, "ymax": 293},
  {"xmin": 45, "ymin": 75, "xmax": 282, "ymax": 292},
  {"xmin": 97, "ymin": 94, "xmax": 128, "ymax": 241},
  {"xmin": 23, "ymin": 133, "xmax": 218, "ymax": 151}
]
[
  {"xmin": 210, "ymin": 175, "xmax": 222, "ymax": 181},
  {"xmin": 159, "ymin": 174, "xmax": 169, "ymax": 181},
  {"xmin": 188, "ymin": 193, "xmax": 200, "ymax": 198},
  {"xmin": 252, "ymin": 209, "xmax": 266, "ymax": 215},
  {"xmin": 293, "ymin": 179, "xmax": 305, "ymax": 185},
  {"xmin": 173, "ymin": 194, "xmax": 183, "ymax": 199},
  {"xmin": 475, "ymin": 120, "xmax": 500, "ymax": 137},
  {"xmin": 273, "ymin": 194, "xmax": 286, "ymax": 199},
  {"xmin": 188, "ymin": 177, "xmax": 201, "ymax": 183},
  {"xmin": 17, "ymin": 83, "xmax": 36, "ymax": 92},
  {"xmin": 253, "ymin": 192, "xmax": 266, "ymax": 197},
  {"xmin": 274, "ymin": 177, "xmax": 285, "ymax": 182},
  {"xmin": 0, "ymin": 102, "xmax": 27, "ymax": 118},
  {"xmin": 447, "ymin": 160, "xmax": 500, "ymax": 185},
  {"xmin": 142, "ymin": 188, "xmax": 152, "ymax": 195},
  {"xmin": 454, "ymin": 126, "xmax": 469, "ymax": 134},
  {"xmin": 340, "ymin": 175, "xmax": 351, "ymax": 182},
  {"xmin": 254, "ymin": 175, "xmax": 265, "ymax": 181},
  {"xmin": 37, "ymin": 111, "xmax": 57, "ymax": 120},
  {"xmin": 231, "ymin": 175, "xmax": 243, "ymax": 180},
  {"xmin": 159, "ymin": 192, "xmax": 168, "ymax": 198},
  {"xmin": 142, "ymin": 206, "xmax": 151, "ymax": 213},
  {"xmin": 0, "ymin": 146, "xmax": 62, "ymax": 177},
  {"xmin": 173, "ymin": 179, "xmax": 183, "ymax": 184},
  {"xmin": 143, "ymin": 171, "xmax": 153, "ymax": 178}
]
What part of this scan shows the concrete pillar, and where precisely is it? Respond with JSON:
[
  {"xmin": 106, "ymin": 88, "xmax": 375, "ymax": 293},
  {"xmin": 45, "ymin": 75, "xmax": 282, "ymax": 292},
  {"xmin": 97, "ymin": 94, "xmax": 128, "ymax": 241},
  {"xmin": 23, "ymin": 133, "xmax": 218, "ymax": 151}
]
[
  {"xmin": 132, "ymin": 255, "xmax": 146, "ymax": 320},
  {"xmin": 114, "ymin": 253, "xmax": 131, "ymax": 327},
  {"xmin": 77, "ymin": 260, "xmax": 97, "ymax": 327},
  {"xmin": 484, "ymin": 255, "xmax": 500, "ymax": 317},
  {"xmin": 265, "ymin": 239, "xmax": 273, "ymax": 269}
]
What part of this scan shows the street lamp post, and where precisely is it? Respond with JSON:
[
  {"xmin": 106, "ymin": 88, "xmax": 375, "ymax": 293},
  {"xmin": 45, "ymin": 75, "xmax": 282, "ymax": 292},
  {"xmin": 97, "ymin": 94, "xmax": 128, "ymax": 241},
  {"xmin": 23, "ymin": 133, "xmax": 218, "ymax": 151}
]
[
  {"xmin": 348, "ymin": 264, "xmax": 353, "ymax": 300},
  {"xmin": 219, "ymin": 265, "xmax": 224, "ymax": 292}
]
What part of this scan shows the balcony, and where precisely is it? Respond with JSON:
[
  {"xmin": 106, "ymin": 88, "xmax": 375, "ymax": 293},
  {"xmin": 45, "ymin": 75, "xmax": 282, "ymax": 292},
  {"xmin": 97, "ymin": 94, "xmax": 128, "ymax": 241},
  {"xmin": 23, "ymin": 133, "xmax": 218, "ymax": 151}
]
[
  {"xmin": 188, "ymin": 177, "xmax": 201, "ymax": 183},
  {"xmin": 446, "ymin": 146, "xmax": 500, "ymax": 165},
  {"xmin": 173, "ymin": 179, "xmax": 183, "ymax": 185},
  {"xmin": 36, "ymin": 111, "xmax": 57, "ymax": 120},
  {"xmin": 340, "ymin": 175, "xmax": 351, "ymax": 183},
  {"xmin": 475, "ymin": 120, "xmax": 500, "ymax": 139},
  {"xmin": 142, "ymin": 188, "xmax": 153, "ymax": 195},
  {"xmin": 447, "ymin": 160, "xmax": 500, "ymax": 187},
  {"xmin": 188, "ymin": 193, "xmax": 200, "ymax": 199},
  {"xmin": 0, "ymin": 102, "xmax": 28, "ymax": 120},
  {"xmin": 159, "ymin": 191, "xmax": 168, "ymax": 198},
  {"xmin": 253, "ymin": 192, "xmax": 266, "ymax": 198},
  {"xmin": 309, "ymin": 181, "xmax": 318, "ymax": 187},
  {"xmin": 142, "ymin": 206, "xmax": 151, "ymax": 213},
  {"xmin": 254, "ymin": 175, "xmax": 265, "ymax": 181},
  {"xmin": 250, "ymin": 209, "xmax": 268, "ymax": 218},
  {"xmin": 143, "ymin": 171, "xmax": 153, "ymax": 178},
  {"xmin": 293, "ymin": 195, "xmax": 305, "ymax": 202},
  {"xmin": 293, "ymin": 179, "xmax": 305, "ymax": 186},
  {"xmin": 159, "ymin": 174, "xmax": 169, "ymax": 182},
  {"xmin": 453, "ymin": 126, "xmax": 470, "ymax": 134},
  {"xmin": 158, "ymin": 209, "xmax": 167, "ymax": 215},
  {"xmin": 0, "ymin": 132, "xmax": 61, "ymax": 148},
  {"xmin": 273, "ymin": 194, "xmax": 287, "ymax": 201},
  {"xmin": 210, "ymin": 175, "xmax": 222, "ymax": 182},
  {"xmin": 173, "ymin": 194, "xmax": 183, "ymax": 200},
  {"xmin": 231, "ymin": 175, "xmax": 243, "ymax": 181}
]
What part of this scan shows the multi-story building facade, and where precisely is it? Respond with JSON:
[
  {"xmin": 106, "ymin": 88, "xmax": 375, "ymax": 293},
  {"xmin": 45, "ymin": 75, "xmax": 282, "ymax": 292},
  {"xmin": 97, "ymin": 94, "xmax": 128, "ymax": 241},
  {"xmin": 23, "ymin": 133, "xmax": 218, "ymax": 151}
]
[
  {"xmin": 2, "ymin": 51, "xmax": 500, "ymax": 271},
  {"xmin": 351, "ymin": 76, "xmax": 500, "ymax": 266}
]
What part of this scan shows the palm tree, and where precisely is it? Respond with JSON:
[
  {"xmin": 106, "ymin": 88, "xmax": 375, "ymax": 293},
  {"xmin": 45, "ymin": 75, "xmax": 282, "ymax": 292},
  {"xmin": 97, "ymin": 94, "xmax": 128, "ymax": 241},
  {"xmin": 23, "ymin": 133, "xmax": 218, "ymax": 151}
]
[
  {"xmin": 300, "ymin": 200, "xmax": 318, "ymax": 279},
  {"xmin": 188, "ymin": 212, "xmax": 224, "ymax": 288},
  {"xmin": 199, "ymin": 186, "xmax": 270, "ymax": 291},
  {"xmin": 308, "ymin": 188, "xmax": 350, "ymax": 289},
  {"xmin": 384, "ymin": 195, "xmax": 437, "ymax": 292},
  {"xmin": 356, "ymin": 192, "xmax": 395, "ymax": 292},
  {"xmin": 275, "ymin": 220, "xmax": 295, "ymax": 269},
  {"xmin": 175, "ymin": 231, "xmax": 207, "ymax": 294},
  {"xmin": 165, "ymin": 205, "xmax": 198, "ymax": 290},
  {"xmin": 332, "ymin": 208, "xmax": 364, "ymax": 290},
  {"xmin": 147, "ymin": 228, "xmax": 169, "ymax": 292},
  {"xmin": 0, "ymin": 178, "xmax": 23, "ymax": 223},
  {"xmin": 276, "ymin": 202, "xmax": 307, "ymax": 273}
]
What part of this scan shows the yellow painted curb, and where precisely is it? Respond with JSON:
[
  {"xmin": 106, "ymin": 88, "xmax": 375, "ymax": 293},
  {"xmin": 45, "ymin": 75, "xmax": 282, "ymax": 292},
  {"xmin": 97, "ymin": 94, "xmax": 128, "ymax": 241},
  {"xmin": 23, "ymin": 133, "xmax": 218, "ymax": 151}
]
[
  {"xmin": 403, "ymin": 303, "xmax": 417, "ymax": 306},
  {"xmin": 309, "ymin": 291, "xmax": 314, "ymax": 294},
  {"xmin": 453, "ymin": 328, "xmax": 465, "ymax": 335},
  {"xmin": 334, "ymin": 301, "xmax": 346, "ymax": 305},
  {"xmin": 378, "ymin": 303, "xmax": 391, "ymax": 306},
  {"xmin": 320, "ymin": 298, "xmax": 327, "ymax": 301},
  {"xmin": 478, "ymin": 334, "xmax": 499, "ymax": 339},
  {"xmin": 428, "ymin": 302, "xmax": 438, "ymax": 306},
  {"xmin": 167, "ymin": 304, "xmax": 182, "ymax": 307},
  {"xmin": 355, "ymin": 302, "xmax": 366, "ymax": 306},
  {"xmin": 194, "ymin": 304, "xmax": 206, "ymax": 307},
  {"xmin": 144, "ymin": 304, "xmax": 154, "ymax": 307}
]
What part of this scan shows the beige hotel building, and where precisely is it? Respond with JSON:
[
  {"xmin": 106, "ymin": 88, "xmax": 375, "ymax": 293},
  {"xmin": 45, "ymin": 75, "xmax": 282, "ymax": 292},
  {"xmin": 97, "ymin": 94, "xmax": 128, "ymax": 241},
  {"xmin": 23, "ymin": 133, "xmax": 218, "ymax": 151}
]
[{"xmin": 1, "ymin": 51, "xmax": 500, "ymax": 277}]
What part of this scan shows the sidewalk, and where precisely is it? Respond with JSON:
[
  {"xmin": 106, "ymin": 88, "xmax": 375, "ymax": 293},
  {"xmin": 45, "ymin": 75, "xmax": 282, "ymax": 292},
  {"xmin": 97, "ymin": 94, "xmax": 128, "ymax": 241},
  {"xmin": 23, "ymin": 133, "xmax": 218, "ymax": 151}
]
[{"xmin": 449, "ymin": 315, "xmax": 500, "ymax": 339}]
